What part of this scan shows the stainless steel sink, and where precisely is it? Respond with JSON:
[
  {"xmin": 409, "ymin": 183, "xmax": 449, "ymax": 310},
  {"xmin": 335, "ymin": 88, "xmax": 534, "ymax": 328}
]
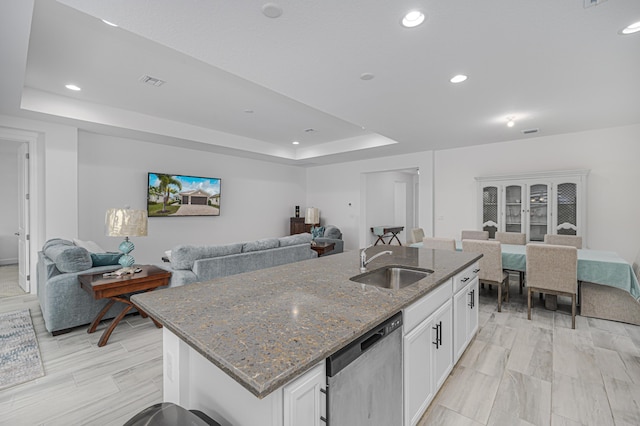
[{"xmin": 350, "ymin": 266, "xmax": 432, "ymax": 290}]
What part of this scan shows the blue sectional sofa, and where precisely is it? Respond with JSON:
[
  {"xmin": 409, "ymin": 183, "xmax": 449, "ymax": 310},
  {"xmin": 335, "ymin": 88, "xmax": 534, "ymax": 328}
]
[{"xmin": 37, "ymin": 234, "xmax": 317, "ymax": 334}]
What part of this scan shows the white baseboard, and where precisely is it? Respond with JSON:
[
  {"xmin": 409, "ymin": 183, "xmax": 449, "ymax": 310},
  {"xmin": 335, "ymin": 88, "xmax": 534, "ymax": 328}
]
[{"xmin": 0, "ymin": 258, "xmax": 18, "ymax": 266}]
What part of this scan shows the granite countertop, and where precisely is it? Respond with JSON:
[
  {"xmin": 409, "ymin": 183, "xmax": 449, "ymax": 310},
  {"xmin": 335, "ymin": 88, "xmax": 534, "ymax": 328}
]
[{"xmin": 132, "ymin": 245, "xmax": 481, "ymax": 399}]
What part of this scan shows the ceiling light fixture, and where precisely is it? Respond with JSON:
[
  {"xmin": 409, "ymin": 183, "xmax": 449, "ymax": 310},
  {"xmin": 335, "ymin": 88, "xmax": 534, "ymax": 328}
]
[
  {"xmin": 450, "ymin": 74, "xmax": 468, "ymax": 83},
  {"xmin": 360, "ymin": 73, "xmax": 375, "ymax": 81},
  {"xmin": 65, "ymin": 84, "xmax": 81, "ymax": 91},
  {"xmin": 506, "ymin": 116, "xmax": 515, "ymax": 128},
  {"xmin": 620, "ymin": 21, "xmax": 640, "ymax": 35},
  {"xmin": 402, "ymin": 10, "xmax": 425, "ymax": 28},
  {"xmin": 292, "ymin": 141, "xmax": 300, "ymax": 145},
  {"xmin": 101, "ymin": 19, "xmax": 118, "ymax": 27},
  {"xmin": 262, "ymin": 3, "xmax": 283, "ymax": 19}
]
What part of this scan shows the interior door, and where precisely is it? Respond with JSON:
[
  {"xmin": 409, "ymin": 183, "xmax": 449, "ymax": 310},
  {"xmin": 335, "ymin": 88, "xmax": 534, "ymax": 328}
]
[{"xmin": 17, "ymin": 143, "xmax": 29, "ymax": 292}]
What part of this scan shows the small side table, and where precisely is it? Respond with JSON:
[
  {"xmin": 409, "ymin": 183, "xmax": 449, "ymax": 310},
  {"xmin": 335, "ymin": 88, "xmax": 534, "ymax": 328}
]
[
  {"xmin": 79, "ymin": 265, "xmax": 171, "ymax": 347},
  {"xmin": 311, "ymin": 242, "xmax": 335, "ymax": 257}
]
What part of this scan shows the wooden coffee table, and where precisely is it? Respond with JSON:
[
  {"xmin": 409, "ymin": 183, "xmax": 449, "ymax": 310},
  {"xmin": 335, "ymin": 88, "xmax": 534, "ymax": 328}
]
[
  {"xmin": 311, "ymin": 241, "xmax": 335, "ymax": 257},
  {"xmin": 79, "ymin": 265, "xmax": 171, "ymax": 347}
]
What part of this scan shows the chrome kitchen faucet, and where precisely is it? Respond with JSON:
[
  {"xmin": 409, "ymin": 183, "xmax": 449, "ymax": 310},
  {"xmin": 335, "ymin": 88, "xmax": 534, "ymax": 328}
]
[{"xmin": 360, "ymin": 246, "xmax": 392, "ymax": 272}]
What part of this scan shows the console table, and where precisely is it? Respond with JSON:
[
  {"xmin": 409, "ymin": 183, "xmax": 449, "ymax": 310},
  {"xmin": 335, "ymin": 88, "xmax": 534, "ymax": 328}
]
[{"xmin": 371, "ymin": 226, "xmax": 405, "ymax": 245}]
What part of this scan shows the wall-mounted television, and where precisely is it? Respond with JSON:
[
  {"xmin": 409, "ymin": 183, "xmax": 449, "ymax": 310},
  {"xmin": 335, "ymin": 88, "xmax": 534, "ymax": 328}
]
[{"xmin": 147, "ymin": 172, "xmax": 221, "ymax": 217}]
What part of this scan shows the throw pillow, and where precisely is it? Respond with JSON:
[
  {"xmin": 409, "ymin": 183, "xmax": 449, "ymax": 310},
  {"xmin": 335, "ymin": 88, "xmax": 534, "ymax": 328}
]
[
  {"xmin": 311, "ymin": 226, "xmax": 325, "ymax": 239},
  {"xmin": 90, "ymin": 252, "xmax": 123, "ymax": 267},
  {"xmin": 73, "ymin": 238, "xmax": 106, "ymax": 253},
  {"xmin": 278, "ymin": 233, "xmax": 312, "ymax": 247},
  {"xmin": 324, "ymin": 226, "xmax": 342, "ymax": 239},
  {"xmin": 42, "ymin": 238, "xmax": 74, "ymax": 251},
  {"xmin": 242, "ymin": 238, "xmax": 279, "ymax": 253},
  {"xmin": 43, "ymin": 245, "xmax": 92, "ymax": 273}
]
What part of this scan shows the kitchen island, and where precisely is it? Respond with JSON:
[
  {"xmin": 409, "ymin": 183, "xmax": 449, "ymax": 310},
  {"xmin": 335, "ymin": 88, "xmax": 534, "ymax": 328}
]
[{"xmin": 132, "ymin": 246, "xmax": 481, "ymax": 426}]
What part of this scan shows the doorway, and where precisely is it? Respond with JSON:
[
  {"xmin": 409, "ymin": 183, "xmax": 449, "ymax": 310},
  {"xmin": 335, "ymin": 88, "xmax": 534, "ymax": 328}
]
[
  {"xmin": 0, "ymin": 139, "xmax": 28, "ymax": 295},
  {"xmin": 361, "ymin": 168, "xmax": 419, "ymax": 247},
  {"xmin": 0, "ymin": 126, "xmax": 38, "ymax": 295}
]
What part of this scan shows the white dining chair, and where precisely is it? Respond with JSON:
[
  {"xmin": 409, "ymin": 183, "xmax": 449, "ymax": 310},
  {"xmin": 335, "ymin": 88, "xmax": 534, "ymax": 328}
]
[
  {"xmin": 460, "ymin": 230, "xmax": 489, "ymax": 241},
  {"xmin": 410, "ymin": 228, "xmax": 425, "ymax": 245},
  {"xmin": 544, "ymin": 234, "xmax": 583, "ymax": 249},
  {"xmin": 526, "ymin": 243, "xmax": 578, "ymax": 329},
  {"xmin": 422, "ymin": 237, "xmax": 456, "ymax": 251},
  {"xmin": 463, "ymin": 239, "xmax": 509, "ymax": 312}
]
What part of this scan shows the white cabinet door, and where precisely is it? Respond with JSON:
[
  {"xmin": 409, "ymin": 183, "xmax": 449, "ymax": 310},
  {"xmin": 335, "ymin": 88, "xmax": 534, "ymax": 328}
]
[
  {"xmin": 453, "ymin": 285, "xmax": 470, "ymax": 363},
  {"xmin": 432, "ymin": 300, "xmax": 453, "ymax": 390},
  {"xmin": 453, "ymin": 277, "xmax": 480, "ymax": 363},
  {"xmin": 403, "ymin": 317, "xmax": 434, "ymax": 426},
  {"xmin": 468, "ymin": 277, "xmax": 479, "ymax": 338},
  {"xmin": 480, "ymin": 183, "xmax": 501, "ymax": 239},
  {"xmin": 283, "ymin": 362, "xmax": 326, "ymax": 426}
]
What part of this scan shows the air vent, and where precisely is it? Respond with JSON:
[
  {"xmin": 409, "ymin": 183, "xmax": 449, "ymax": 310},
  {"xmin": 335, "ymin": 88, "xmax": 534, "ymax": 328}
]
[
  {"xmin": 584, "ymin": 0, "xmax": 607, "ymax": 8},
  {"xmin": 521, "ymin": 128, "xmax": 539, "ymax": 135},
  {"xmin": 139, "ymin": 75, "xmax": 165, "ymax": 87},
  {"xmin": 304, "ymin": 128, "xmax": 316, "ymax": 133}
]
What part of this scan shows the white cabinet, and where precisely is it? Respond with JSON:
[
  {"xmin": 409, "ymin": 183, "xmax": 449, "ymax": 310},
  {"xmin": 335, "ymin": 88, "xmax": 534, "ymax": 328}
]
[
  {"xmin": 403, "ymin": 280, "xmax": 454, "ymax": 426},
  {"xmin": 453, "ymin": 276, "xmax": 479, "ymax": 363},
  {"xmin": 453, "ymin": 262, "xmax": 479, "ymax": 363},
  {"xmin": 476, "ymin": 170, "xmax": 589, "ymax": 244},
  {"xmin": 283, "ymin": 362, "xmax": 326, "ymax": 426}
]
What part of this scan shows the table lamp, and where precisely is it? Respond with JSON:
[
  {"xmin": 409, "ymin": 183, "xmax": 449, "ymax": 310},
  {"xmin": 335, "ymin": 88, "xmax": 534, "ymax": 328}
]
[
  {"xmin": 105, "ymin": 207, "xmax": 148, "ymax": 273},
  {"xmin": 305, "ymin": 207, "xmax": 320, "ymax": 243}
]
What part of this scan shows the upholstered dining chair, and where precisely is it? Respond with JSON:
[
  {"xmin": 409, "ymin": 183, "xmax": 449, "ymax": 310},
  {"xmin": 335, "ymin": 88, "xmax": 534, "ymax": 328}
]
[
  {"xmin": 411, "ymin": 228, "xmax": 425, "ymax": 245},
  {"xmin": 463, "ymin": 240, "xmax": 509, "ymax": 312},
  {"xmin": 544, "ymin": 234, "xmax": 583, "ymax": 249},
  {"xmin": 495, "ymin": 232, "xmax": 526, "ymax": 245},
  {"xmin": 495, "ymin": 232, "xmax": 527, "ymax": 294},
  {"xmin": 422, "ymin": 237, "xmax": 456, "ymax": 251},
  {"xmin": 460, "ymin": 230, "xmax": 489, "ymax": 241},
  {"xmin": 526, "ymin": 243, "xmax": 578, "ymax": 329}
]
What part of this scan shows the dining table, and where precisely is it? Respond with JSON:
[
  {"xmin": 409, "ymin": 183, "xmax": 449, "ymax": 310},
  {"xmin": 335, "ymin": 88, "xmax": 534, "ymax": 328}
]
[{"xmin": 410, "ymin": 241, "xmax": 640, "ymax": 302}]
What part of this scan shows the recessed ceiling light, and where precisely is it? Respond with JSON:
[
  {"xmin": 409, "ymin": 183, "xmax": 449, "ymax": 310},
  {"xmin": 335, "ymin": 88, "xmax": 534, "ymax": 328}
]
[
  {"xmin": 402, "ymin": 10, "xmax": 425, "ymax": 28},
  {"xmin": 506, "ymin": 116, "xmax": 516, "ymax": 127},
  {"xmin": 360, "ymin": 73, "xmax": 375, "ymax": 81},
  {"xmin": 101, "ymin": 19, "xmax": 118, "ymax": 27},
  {"xmin": 262, "ymin": 3, "xmax": 283, "ymax": 18},
  {"xmin": 65, "ymin": 84, "xmax": 81, "ymax": 91},
  {"xmin": 450, "ymin": 74, "xmax": 468, "ymax": 83},
  {"xmin": 620, "ymin": 21, "xmax": 640, "ymax": 35},
  {"xmin": 292, "ymin": 141, "xmax": 300, "ymax": 145}
]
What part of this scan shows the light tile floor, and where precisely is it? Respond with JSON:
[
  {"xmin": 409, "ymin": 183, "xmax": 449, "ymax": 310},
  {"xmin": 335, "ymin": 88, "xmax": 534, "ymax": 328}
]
[
  {"xmin": 419, "ymin": 284, "xmax": 640, "ymax": 426},
  {"xmin": 0, "ymin": 278, "xmax": 639, "ymax": 425},
  {"xmin": 0, "ymin": 264, "xmax": 25, "ymax": 298}
]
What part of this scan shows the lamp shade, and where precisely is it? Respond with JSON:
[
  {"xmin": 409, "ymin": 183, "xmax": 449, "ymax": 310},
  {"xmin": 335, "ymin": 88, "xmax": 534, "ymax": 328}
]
[
  {"xmin": 304, "ymin": 207, "xmax": 320, "ymax": 225},
  {"xmin": 105, "ymin": 208, "xmax": 148, "ymax": 237}
]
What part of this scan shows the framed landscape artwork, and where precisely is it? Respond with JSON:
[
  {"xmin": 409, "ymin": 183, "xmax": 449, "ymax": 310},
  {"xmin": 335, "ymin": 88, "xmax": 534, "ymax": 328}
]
[{"xmin": 148, "ymin": 173, "xmax": 221, "ymax": 217}]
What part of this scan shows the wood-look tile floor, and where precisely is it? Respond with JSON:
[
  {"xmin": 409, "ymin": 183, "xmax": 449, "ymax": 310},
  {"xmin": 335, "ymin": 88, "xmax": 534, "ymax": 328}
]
[
  {"xmin": 419, "ymin": 284, "xmax": 640, "ymax": 426},
  {"xmin": 1, "ymin": 280, "xmax": 639, "ymax": 425}
]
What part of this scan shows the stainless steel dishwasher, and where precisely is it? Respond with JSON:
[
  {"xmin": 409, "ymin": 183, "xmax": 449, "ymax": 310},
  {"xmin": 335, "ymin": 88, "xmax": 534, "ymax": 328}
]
[{"xmin": 325, "ymin": 311, "xmax": 403, "ymax": 426}]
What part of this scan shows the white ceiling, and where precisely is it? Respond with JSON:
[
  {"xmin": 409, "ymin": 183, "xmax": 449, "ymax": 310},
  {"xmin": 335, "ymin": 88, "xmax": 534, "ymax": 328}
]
[{"xmin": 2, "ymin": 0, "xmax": 640, "ymax": 166}]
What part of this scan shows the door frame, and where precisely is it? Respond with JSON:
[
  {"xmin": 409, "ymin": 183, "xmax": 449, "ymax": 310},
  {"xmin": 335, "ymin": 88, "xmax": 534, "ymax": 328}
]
[{"xmin": 0, "ymin": 127, "xmax": 41, "ymax": 295}]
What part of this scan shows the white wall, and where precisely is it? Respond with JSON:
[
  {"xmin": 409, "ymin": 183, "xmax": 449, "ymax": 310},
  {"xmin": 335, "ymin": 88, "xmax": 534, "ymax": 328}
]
[
  {"xmin": 434, "ymin": 124, "xmax": 640, "ymax": 263},
  {"xmin": 78, "ymin": 132, "xmax": 307, "ymax": 264},
  {"xmin": 305, "ymin": 152, "xmax": 433, "ymax": 250},
  {"xmin": 0, "ymin": 140, "xmax": 20, "ymax": 264}
]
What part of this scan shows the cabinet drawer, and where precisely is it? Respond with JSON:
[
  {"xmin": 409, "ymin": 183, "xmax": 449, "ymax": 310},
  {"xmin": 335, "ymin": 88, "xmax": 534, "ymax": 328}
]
[
  {"xmin": 453, "ymin": 262, "xmax": 479, "ymax": 294},
  {"xmin": 404, "ymin": 279, "xmax": 452, "ymax": 334}
]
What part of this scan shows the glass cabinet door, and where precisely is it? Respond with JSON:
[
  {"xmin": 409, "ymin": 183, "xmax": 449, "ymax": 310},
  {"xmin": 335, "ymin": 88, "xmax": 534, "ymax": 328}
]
[
  {"xmin": 504, "ymin": 185, "xmax": 524, "ymax": 233},
  {"xmin": 555, "ymin": 183, "xmax": 578, "ymax": 235},
  {"xmin": 482, "ymin": 185, "xmax": 499, "ymax": 239},
  {"xmin": 528, "ymin": 184, "xmax": 549, "ymax": 242}
]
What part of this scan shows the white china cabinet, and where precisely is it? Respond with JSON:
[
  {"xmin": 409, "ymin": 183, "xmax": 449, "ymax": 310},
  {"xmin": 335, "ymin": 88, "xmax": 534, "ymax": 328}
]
[{"xmin": 476, "ymin": 170, "xmax": 589, "ymax": 244}]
